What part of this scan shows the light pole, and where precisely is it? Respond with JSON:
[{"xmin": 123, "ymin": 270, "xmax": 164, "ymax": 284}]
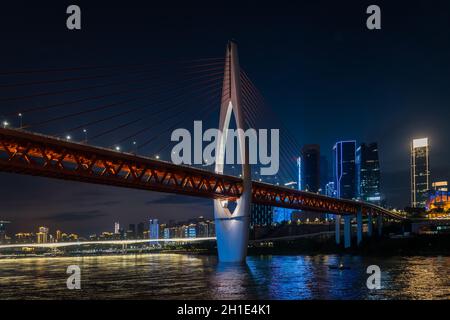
[
  {"xmin": 18, "ymin": 113, "xmax": 23, "ymax": 128},
  {"xmin": 83, "ymin": 129, "xmax": 87, "ymax": 143}
]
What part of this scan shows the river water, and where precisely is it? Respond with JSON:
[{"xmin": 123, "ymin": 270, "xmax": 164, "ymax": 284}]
[{"xmin": 0, "ymin": 254, "xmax": 448, "ymax": 299}]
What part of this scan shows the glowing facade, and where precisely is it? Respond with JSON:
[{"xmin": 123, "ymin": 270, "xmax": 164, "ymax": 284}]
[{"xmin": 411, "ymin": 138, "xmax": 430, "ymax": 208}]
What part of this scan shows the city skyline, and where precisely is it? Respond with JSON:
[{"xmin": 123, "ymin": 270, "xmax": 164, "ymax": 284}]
[{"xmin": 0, "ymin": 1, "xmax": 449, "ymax": 235}]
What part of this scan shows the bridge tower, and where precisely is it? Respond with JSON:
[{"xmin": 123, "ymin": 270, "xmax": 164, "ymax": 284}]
[{"xmin": 214, "ymin": 41, "xmax": 252, "ymax": 263}]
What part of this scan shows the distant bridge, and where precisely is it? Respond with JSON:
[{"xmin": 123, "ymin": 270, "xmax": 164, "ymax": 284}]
[{"xmin": 0, "ymin": 237, "xmax": 216, "ymax": 249}]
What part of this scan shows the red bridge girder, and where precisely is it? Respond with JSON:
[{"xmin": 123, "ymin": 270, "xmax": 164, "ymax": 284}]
[{"xmin": 0, "ymin": 128, "xmax": 404, "ymax": 220}]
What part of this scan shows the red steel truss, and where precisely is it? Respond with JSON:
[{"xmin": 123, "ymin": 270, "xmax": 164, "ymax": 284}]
[{"xmin": 0, "ymin": 128, "xmax": 404, "ymax": 220}]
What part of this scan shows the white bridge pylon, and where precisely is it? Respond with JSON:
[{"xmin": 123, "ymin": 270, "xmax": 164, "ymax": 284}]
[{"xmin": 214, "ymin": 41, "xmax": 252, "ymax": 263}]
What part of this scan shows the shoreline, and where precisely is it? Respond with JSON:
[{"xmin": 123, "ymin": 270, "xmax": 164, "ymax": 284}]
[{"xmin": 1, "ymin": 234, "xmax": 449, "ymax": 259}]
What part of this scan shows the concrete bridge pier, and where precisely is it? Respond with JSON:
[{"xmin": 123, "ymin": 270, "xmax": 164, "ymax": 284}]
[
  {"xmin": 343, "ymin": 215, "xmax": 352, "ymax": 248},
  {"xmin": 367, "ymin": 213, "xmax": 373, "ymax": 237},
  {"xmin": 356, "ymin": 209, "xmax": 363, "ymax": 246},
  {"xmin": 377, "ymin": 214, "xmax": 383, "ymax": 236},
  {"xmin": 335, "ymin": 215, "xmax": 341, "ymax": 245}
]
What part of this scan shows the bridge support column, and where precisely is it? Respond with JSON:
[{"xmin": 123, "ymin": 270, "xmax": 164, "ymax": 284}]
[
  {"xmin": 367, "ymin": 213, "xmax": 373, "ymax": 237},
  {"xmin": 344, "ymin": 215, "xmax": 352, "ymax": 248},
  {"xmin": 335, "ymin": 215, "xmax": 341, "ymax": 245},
  {"xmin": 213, "ymin": 41, "xmax": 251, "ymax": 263},
  {"xmin": 377, "ymin": 215, "xmax": 383, "ymax": 237},
  {"xmin": 356, "ymin": 209, "xmax": 363, "ymax": 246}
]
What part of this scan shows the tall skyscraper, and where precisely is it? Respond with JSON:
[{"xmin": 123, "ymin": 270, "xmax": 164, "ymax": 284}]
[
  {"xmin": 333, "ymin": 141, "xmax": 356, "ymax": 200},
  {"xmin": 250, "ymin": 204, "xmax": 273, "ymax": 227},
  {"xmin": 149, "ymin": 219, "xmax": 159, "ymax": 239},
  {"xmin": 356, "ymin": 142, "xmax": 381, "ymax": 205},
  {"xmin": 411, "ymin": 138, "xmax": 430, "ymax": 208},
  {"xmin": 114, "ymin": 222, "xmax": 120, "ymax": 234},
  {"xmin": 299, "ymin": 144, "xmax": 320, "ymax": 193}
]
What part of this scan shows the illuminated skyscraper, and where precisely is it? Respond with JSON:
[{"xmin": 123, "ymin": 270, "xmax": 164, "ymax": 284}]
[
  {"xmin": 149, "ymin": 219, "xmax": 159, "ymax": 239},
  {"xmin": 411, "ymin": 138, "xmax": 430, "ymax": 208},
  {"xmin": 299, "ymin": 144, "xmax": 320, "ymax": 193},
  {"xmin": 114, "ymin": 222, "xmax": 120, "ymax": 234},
  {"xmin": 0, "ymin": 221, "xmax": 10, "ymax": 243},
  {"xmin": 356, "ymin": 142, "xmax": 381, "ymax": 205},
  {"xmin": 333, "ymin": 141, "xmax": 356, "ymax": 200}
]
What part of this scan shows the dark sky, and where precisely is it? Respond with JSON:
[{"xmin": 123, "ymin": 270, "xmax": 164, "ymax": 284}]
[{"xmin": 0, "ymin": 0, "xmax": 449, "ymax": 236}]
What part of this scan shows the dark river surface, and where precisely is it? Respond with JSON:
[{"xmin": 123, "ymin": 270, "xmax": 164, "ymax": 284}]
[{"xmin": 0, "ymin": 254, "xmax": 448, "ymax": 299}]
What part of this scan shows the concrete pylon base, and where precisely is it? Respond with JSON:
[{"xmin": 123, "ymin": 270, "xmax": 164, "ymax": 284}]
[{"xmin": 214, "ymin": 200, "xmax": 250, "ymax": 263}]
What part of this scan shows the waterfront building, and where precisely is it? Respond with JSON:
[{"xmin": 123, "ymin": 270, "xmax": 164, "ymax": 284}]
[
  {"xmin": 149, "ymin": 219, "xmax": 159, "ymax": 239},
  {"xmin": 299, "ymin": 144, "xmax": 321, "ymax": 193},
  {"xmin": 272, "ymin": 207, "xmax": 293, "ymax": 224},
  {"xmin": 126, "ymin": 224, "xmax": 136, "ymax": 239},
  {"xmin": 356, "ymin": 142, "xmax": 382, "ymax": 205},
  {"xmin": 114, "ymin": 222, "xmax": 120, "ymax": 234},
  {"xmin": 0, "ymin": 221, "xmax": 10, "ymax": 243},
  {"xmin": 411, "ymin": 138, "xmax": 430, "ymax": 208},
  {"xmin": 333, "ymin": 141, "xmax": 356, "ymax": 199},
  {"xmin": 36, "ymin": 226, "xmax": 49, "ymax": 244}
]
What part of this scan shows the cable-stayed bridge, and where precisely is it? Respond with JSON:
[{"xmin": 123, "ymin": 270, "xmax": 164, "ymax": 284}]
[{"xmin": 0, "ymin": 41, "xmax": 405, "ymax": 262}]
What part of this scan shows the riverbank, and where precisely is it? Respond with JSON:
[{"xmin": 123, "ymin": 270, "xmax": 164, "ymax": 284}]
[{"xmin": 248, "ymin": 234, "xmax": 450, "ymax": 256}]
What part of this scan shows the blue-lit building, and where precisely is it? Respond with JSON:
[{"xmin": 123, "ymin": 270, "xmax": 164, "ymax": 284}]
[
  {"xmin": 333, "ymin": 141, "xmax": 356, "ymax": 200},
  {"xmin": 356, "ymin": 142, "xmax": 382, "ymax": 205},
  {"xmin": 149, "ymin": 219, "xmax": 159, "ymax": 239}
]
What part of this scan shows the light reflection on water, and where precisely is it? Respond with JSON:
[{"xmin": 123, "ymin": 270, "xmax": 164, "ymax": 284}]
[{"xmin": 0, "ymin": 254, "xmax": 448, "ymax": 300}]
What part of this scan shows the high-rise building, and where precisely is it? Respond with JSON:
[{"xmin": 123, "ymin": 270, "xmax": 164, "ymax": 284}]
[
  {"xmin": 250, "ymin": 203, "xmax": 273, "ymax": 227},
  {"xmin": 127, "ymin": 224, "xmax": 136, "ymax": 239},
  {"xmin": 36, "ymin": 226, "xmax": 49, "ymax": 243},
  {"xmin": 137, "ymin": 222, "xmax": 145, "ymax": 239},
  {"xmin": 114, "ymin": 222, "xmax": 120, "ymax": 234},
  {"xmin": 411, "ymin": 138, "xmax": 430, "ymax": 208},
  {"xmin": 432, "ymin": 181, "xmax": 448, "ymax": 192},
  {"xmin": 356, "ymin": 142, "xmax": 381, "ymax": 205},
  {"xmin": 56, "ymin": 230, "xmax": 62, "ymax": 242},
  {"xmin": 333, "ymin": 141, "xmax": 356, "ymax": 200},
  {"xmin": 149, "ymin": 219, "xmax": 159, "ymax": 239},
  {"xmin": 325, "ymin": 181, "xmax": 336, "ymax": 198},
  {"xmin": 299, "ymin": 144, "xmax": 320, "ymax": 193},
  {"xmin": 0, "ymin": 221, "xmax": 10, "ymax": 243}
]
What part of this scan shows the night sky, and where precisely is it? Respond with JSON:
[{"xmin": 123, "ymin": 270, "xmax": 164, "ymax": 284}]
[{"xmin": 0, "ymin": 0, "xmax": 449, "ymax": 236}]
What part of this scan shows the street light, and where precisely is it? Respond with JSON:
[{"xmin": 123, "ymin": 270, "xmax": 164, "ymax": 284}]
[
  {"xmin": 2, "ymin": 121, "xmax": 9, "ymax": 128},
  {"xmin": 155, "ymin": 155, "xmax": 160, "ymax": 159},
  {"xmin": 83, "ymin": 129, "xmax": 87, "ymax": 142},
  {"xmin": 115, "ymin": 146, "xmax": 121, "ymax": 151},
  {"xmin": 66, "ymin": 135, "xmax": 71, "ymax": 140}
]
